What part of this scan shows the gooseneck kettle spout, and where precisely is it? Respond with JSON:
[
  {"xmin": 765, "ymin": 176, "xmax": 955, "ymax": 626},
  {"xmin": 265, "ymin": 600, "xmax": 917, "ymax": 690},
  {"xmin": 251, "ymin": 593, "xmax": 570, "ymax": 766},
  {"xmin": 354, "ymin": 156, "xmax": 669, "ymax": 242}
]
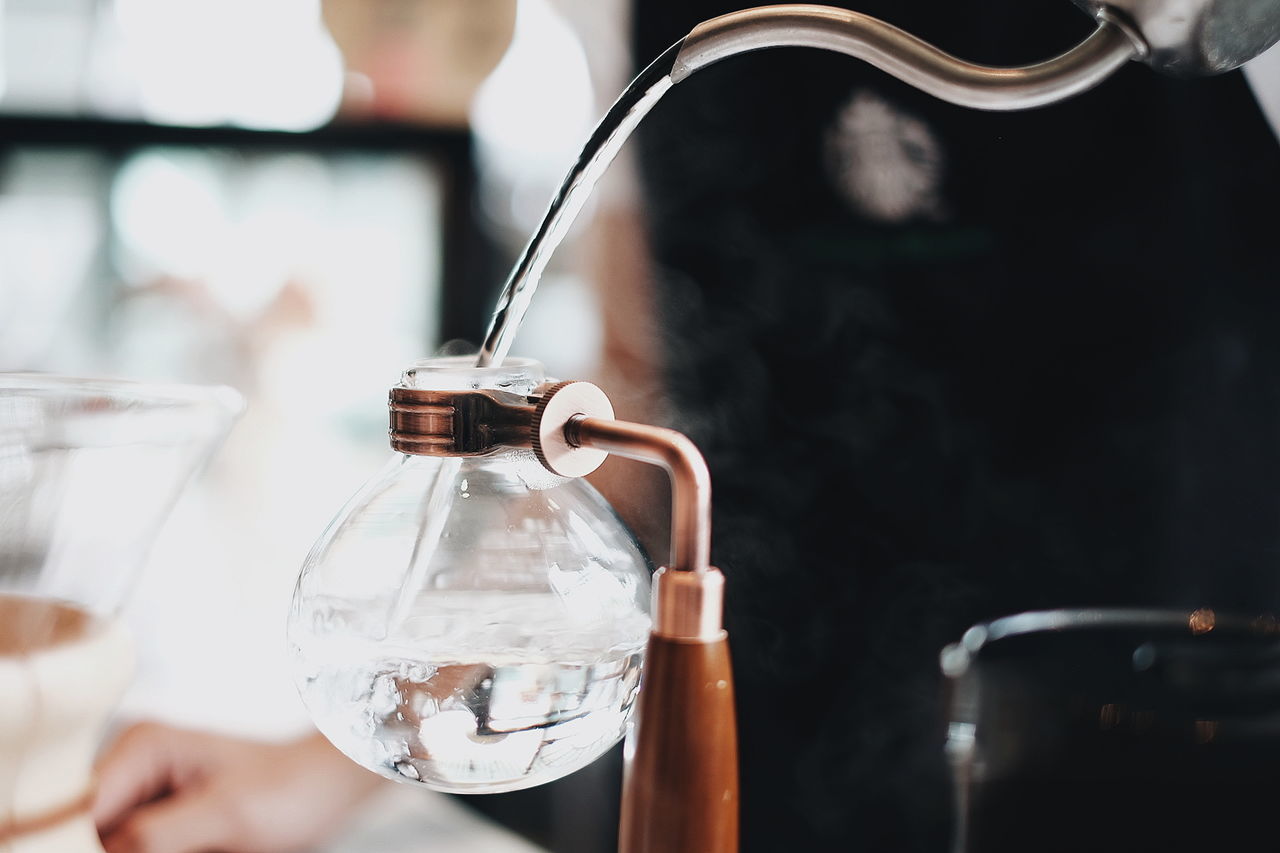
[
  {"xmin": 671, "ymin": 6, "xmax": 1145, "ymax": 111},
  {"xmin": 671, "ymin": 0, "xmax": 1280, "ymax": 111}
]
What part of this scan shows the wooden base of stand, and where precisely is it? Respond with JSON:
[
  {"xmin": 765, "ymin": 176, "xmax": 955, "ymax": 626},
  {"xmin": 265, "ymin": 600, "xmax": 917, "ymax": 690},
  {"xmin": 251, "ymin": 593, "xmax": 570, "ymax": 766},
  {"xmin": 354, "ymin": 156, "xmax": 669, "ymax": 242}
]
[{"xmin": 618, "ymin": 632, "xmax": 738, "ymax": 853}]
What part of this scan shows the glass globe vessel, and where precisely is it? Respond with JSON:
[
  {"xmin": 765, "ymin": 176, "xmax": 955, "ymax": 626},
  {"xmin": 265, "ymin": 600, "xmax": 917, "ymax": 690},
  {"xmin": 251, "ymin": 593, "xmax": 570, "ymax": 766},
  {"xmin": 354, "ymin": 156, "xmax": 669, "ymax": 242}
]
[{"xmin": 289, "ymin": 358, "xmax": 652, "ymax": 794}]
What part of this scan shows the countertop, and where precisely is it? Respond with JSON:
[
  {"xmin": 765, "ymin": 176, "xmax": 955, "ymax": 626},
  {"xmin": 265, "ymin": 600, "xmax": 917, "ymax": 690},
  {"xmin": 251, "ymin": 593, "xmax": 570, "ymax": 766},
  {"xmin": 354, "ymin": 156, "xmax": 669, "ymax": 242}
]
[{"xmin": 321, "ymin": 784, "xmax": 548, "ymax": 853}]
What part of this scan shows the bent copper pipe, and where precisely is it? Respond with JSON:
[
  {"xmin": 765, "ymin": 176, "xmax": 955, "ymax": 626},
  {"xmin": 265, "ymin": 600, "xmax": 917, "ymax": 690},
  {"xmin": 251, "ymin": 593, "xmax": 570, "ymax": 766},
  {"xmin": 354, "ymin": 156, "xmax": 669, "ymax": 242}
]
[
  {"xmin": 561, "ymin": 416, "xmax": 737, "ymax": 853},
  {"xmin": 567, "ymin": 415, "xmax": 711, "ymax": 575}
]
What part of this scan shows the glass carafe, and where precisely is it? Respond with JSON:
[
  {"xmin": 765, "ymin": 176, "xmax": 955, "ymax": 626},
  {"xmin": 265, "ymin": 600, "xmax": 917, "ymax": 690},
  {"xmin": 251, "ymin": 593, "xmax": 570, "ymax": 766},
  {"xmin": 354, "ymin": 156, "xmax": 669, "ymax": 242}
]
[
  {"xmin": 289, "ymin": 358, "xmax": 652, "ymax": 794},
  {"xmin": 0, "ymin": 374, "xmax": 241, "ymax": 853}
]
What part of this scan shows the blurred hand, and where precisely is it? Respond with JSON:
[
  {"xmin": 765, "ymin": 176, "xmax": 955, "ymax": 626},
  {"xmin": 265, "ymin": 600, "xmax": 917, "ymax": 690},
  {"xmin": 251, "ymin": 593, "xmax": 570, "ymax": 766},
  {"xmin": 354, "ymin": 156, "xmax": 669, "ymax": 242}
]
[{"xmin": 94, "ymin": 724, "xmax": 385, "ymax": 853}]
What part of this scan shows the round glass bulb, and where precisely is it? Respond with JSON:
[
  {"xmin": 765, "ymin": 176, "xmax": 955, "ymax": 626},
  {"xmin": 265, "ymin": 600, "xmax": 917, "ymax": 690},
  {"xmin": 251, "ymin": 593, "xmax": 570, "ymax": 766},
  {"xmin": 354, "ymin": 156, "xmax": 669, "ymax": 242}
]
[{"xmin": 288, "ymin": 358, "xmax": 651, "ymax": 793}]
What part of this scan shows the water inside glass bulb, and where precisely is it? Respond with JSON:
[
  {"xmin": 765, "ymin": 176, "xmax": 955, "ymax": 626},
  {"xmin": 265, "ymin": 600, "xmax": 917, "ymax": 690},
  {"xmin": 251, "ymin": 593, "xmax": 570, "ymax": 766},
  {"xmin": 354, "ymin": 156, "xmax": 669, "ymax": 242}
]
[{"xmin": 288, "ymin": 358, "xmax": 652, "ymax": 793}]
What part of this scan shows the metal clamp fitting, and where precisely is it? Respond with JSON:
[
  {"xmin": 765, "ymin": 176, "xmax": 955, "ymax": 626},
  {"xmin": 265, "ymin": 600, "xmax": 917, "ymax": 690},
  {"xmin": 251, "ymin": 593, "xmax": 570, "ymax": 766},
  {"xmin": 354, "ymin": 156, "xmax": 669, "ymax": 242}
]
[
  {"xmin": 388, "ymin": 380, "xmax": 615, "ymax": 476},
  {"xmin": 389, "ymin": 386, "xmax": 535, "ymax": 456}
]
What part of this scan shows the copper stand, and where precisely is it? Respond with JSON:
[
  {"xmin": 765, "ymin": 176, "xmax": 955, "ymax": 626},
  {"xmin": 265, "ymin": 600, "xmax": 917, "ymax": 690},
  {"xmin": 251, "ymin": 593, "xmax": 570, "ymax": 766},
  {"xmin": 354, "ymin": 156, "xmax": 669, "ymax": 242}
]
[
  {"xmin": 568, "ymin": 417, "xmax": 738, "ymax": 853},
  {"xmin": 389, "ymin": 379, "xmax": 740, "ymax": 853}
]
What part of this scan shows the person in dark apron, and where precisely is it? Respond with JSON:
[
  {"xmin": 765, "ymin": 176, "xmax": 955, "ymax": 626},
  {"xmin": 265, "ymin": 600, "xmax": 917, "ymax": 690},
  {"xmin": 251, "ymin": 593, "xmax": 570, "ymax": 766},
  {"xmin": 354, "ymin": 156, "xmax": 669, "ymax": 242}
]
[{"xmin": 632, "ymin": 2, "xmax": 1280, "ymax": 849}]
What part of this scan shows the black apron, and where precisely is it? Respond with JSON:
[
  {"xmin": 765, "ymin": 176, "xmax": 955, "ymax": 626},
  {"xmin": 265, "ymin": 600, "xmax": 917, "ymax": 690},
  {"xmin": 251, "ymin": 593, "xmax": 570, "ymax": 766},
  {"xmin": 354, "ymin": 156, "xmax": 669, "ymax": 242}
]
[{"xmin": 633, "ymin": 3, "xmax": 1280, "ymax": 849}]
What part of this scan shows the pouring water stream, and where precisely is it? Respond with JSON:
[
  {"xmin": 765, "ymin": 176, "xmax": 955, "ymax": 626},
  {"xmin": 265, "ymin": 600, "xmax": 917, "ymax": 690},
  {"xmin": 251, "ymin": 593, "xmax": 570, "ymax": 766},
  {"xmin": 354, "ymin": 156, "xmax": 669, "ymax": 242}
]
[
  {"xmin": 388, "ymin": 2, "xmax": 1168, "ymax": 633},
  {"xmin": 390, "ymin": 5, "xmax": 1145, "ymax": 630},
  {"xmin": 385, "ymin": 45, "xmax": 681, "ymax": 632}
]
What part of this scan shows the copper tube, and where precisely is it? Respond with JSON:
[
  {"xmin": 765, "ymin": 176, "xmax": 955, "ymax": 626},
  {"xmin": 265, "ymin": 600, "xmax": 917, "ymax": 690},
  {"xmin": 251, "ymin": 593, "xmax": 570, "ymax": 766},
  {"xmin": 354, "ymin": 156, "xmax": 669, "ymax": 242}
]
[
  {"xmin": 567, "ymin": 415, "xmax": 711, "ymax": 574},
  {"xmin": 533, "ymin": 401, "xmax": 735, "ymax": 852}
]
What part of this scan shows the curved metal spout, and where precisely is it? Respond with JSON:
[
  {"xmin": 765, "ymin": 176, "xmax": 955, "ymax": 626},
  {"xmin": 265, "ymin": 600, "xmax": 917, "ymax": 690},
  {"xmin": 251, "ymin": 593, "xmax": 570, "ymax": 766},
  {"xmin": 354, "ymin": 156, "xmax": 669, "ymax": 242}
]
[{"xmin": 673, "ymin": 5, "xmax": 1145, "ymax": 110}]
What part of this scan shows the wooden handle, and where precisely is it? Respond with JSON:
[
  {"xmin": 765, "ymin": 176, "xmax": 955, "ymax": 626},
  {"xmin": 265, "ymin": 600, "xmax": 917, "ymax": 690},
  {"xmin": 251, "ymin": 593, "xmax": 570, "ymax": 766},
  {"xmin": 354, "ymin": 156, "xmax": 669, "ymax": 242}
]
[{"xmin": 619, "ymin": 632, "xmax": 739, "ymax": 853}]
